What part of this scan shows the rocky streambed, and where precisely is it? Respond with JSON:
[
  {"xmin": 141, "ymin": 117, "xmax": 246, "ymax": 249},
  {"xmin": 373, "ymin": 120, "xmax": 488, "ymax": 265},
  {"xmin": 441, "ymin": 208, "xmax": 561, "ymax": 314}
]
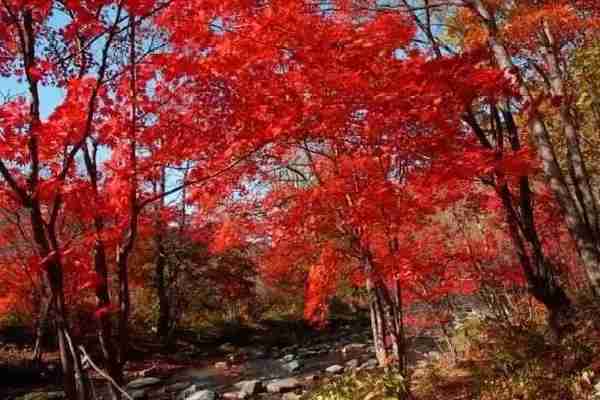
[
  {"xmin": 12, "ymin": 324, "xmax": 393, "ymax": 400},
  {"xmin": 122, "ymin": 337, "xmax": 377, "ymax": 400}
]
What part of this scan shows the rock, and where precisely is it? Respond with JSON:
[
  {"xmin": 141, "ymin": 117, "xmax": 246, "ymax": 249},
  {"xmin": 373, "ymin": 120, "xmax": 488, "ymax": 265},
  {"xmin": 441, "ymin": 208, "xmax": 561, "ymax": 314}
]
[
  {"xmin": 266, "ymin": 378, "xmax": 301, "ymax": 393},
  {"xmin": 219, "ymin": 342, "xmax": 236, "ymax": 352},
  {"xmin": 235, "ymin": 379, "xmax": 264, "ymax": 396},
  {"xmin": 282, "ymin": 393, "xmax": 300, "ymax": 400},
  {"xmin": 215, "ymin": 361, "xmax": 229, "ymax": 369},
  {"xmin": 325, "ymin": 365, "xmax": 344, "ymax": 374},
  {"xmin": 177, "ymin": 385, "xmax": 200, "ymax": 400},
  {"xmin": 247, "ymin": 348, "xmax": 267, "ymax": 359},
  {"xmin": 358, "ymin": 358, "xmax": 378, "ymax": 370},
  {"xmin": 18, "ymin": 392, "xmax": 66, "ymax": 400},
  {"xmin": 127, "ymin": 377, "xmax": 162, "ymax": 389},
  {"xmin": 222, "ymin": 392, "xmax": 240, "ymax": 400},
  {"xmin": 303, "ymin": 349, "xmax": 320, "ymax": 357},
  {"xmin": 280, "ymin": 354, "xmax": 296, "ymax": 362},
  {"xmin": 342, "ymin": 343, "xmax": 367, "ymax": 354},
  {"xmin": 127, "ymin": 389, "xmax": 147, "ymax": 400},
  {"xmin": 166, "ymin": 382, "xmax": 191, "ymax": 392},
  {"xmin": 345, "ymin": 359, "xmax": 359, "ymax": 369},
  {"xmin": 186, "ymin": 390, "xmax": 218, "ymax": 400},
  {"xmin": 304, "ymin": 374, "xmax": 319, "ymax": 382},
  {"xmin": 283, "ymin": 360, "xmax": 302, "ymax": 372}
]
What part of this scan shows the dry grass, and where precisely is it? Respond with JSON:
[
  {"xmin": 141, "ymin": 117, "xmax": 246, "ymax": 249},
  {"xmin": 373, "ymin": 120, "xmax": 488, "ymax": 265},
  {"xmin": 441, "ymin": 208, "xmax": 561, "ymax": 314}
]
[{"xmin": 411, "ymin": 300, "xmax": 600, "ymax": 400}]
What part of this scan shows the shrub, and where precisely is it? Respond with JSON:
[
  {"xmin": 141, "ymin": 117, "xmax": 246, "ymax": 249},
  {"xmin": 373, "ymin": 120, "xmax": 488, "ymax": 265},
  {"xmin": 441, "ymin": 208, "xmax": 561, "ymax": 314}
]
[{"xmin": 305, "ymin": 370, "xmax": 409, "ymax": 400}]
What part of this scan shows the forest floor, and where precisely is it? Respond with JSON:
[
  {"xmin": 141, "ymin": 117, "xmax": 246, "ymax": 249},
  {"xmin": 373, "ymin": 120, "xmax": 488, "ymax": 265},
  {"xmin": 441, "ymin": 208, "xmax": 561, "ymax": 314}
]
[
  {"xmin": 6, "ymin": 301, "xmax": 600, "ymax": 400},
  {"xmin": 303, "ymin": 300, "xmax": 600, "ymax": 400},
  {"xmin": 1, "ymin": 317, "xmax": 395, "ymax": 400}
]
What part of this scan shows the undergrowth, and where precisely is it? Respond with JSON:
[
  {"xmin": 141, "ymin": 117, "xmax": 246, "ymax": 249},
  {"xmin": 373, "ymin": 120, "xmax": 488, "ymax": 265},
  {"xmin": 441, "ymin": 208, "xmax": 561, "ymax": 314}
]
[
  {"xmin": 414, "ymin": 300, "xmax": 600, "ymax": 400},
  {"xmin": 306, "ymin": 299, "xmax": 600, "ymax": 400},
  {"xmin": 305, "ymin": 370, "xmax": 410, "ymax": 400}
]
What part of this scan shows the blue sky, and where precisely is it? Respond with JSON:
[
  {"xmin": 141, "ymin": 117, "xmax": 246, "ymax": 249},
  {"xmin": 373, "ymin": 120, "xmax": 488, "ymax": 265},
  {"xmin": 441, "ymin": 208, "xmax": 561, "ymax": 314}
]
[{"xmin": 0, "ymin": 76, "xmax": 65, "ymax": 119}]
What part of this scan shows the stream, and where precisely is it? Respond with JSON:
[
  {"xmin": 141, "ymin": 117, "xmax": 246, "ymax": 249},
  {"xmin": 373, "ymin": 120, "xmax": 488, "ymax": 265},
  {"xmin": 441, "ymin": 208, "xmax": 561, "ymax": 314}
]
[{"xmin": 5, "ymin": 322, "xmax": 439, "ymax": 399}]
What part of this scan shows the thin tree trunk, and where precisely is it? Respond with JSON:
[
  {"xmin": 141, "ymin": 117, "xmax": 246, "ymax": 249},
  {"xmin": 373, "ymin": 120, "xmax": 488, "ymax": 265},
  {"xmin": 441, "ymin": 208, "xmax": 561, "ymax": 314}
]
[
  {"xmin": 541, "ymin": 21, "xmax": 600, "ymax": 238},
  {"xmin": 117, "ymin": 235, "xmax": 134, "ymax": 372},
  {"xmin": 155, "ymin": 166, "xmax": 171, "ymax": 344},
  {"xmin": 82, "ymin": 141, "xmax": 122, "ymax": 399},
  {"xmin": 364, "ymin": 254, "xmax": 406, "ymax": 371},
  {"xmin": 367, "ymin": 275, "xmax": 388, "ymax": 367},
  {"xmin": 30, "ymin": 203, "xmax": 88, "ymax": 400},
  {"xmin": 465, "ymin": 104, "xmax": 573, "ymax": 332},
  {"xmin": 32, "ymin": 284, "xmax": 52, "ymax": 364},
  {"xmin": 155, "ymin": 237, "xmax": 170, "ymax": 343},
  {"xmin": 93, "ymin": 241, "xmax": 121, "ymax": 400},
  {"xmin": 392, "ymin": 279, "xmax": 407, "ymax": 375},
  {"xmin": 116, "ymin": 12, "xmax": 139, "ymax": 371}
]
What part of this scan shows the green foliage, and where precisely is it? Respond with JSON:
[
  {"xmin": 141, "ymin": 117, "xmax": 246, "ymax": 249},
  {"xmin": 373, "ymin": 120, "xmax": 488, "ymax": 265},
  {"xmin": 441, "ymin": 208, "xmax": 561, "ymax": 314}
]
[
  {"xmin": 0, "ymin": 310, "xmax": 30, "ymax": 328},
  {"xmin": 305, "ymin": 370, "xmax": 409, "ymax": 400}
]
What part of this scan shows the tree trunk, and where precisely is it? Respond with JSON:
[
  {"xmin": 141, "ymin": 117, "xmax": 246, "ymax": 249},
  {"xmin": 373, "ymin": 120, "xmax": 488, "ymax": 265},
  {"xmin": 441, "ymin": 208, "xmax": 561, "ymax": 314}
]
[
  {"xmin": 82, "ymin": 139, "xmax": 122, "ymax": 398},
  {"xmin": 48, "ymin": 261, "xmax": 89, "ymax": 400},
  {"xmin": 367, "ymin": 276, "xmax": 388, "ymax": 367},
  {"xmin": 117, "ymin": 243, "xmax": 132, "ymax": 372},
  {"xmin": 465, "ymin": 103, "xmax": 574, "ymax": 332},
  {"xmin": 93, "ymin": 240, "xmax": 122, "ymax": 400},
  {"xmin": 468, "ymin": 0, "xmax": 600, "ymax": 295},
  {"xmin": 496, "ymin": 183, "xmax": 573, "ymax": 333},
  {"xmin": 154, "ymin": 166, "xmax": 171, "ymax": 345},
  {"xmin": 155, "ymin": 237, "xmax": 170, "ymax": 344},
  {"xmin": 365, "ymin": 256, "xmax": 406, "ymax": 372},
  {"xmin": 32, "ymin": 285, "xmax": 52, "ymax": 364},
  {"xmin": 541, "ymin": 21, "xmax": 600, "ymax": 238},
  {"xmin": 29, "ymin": 202, "xmax": 89, "ymax": 400}
]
